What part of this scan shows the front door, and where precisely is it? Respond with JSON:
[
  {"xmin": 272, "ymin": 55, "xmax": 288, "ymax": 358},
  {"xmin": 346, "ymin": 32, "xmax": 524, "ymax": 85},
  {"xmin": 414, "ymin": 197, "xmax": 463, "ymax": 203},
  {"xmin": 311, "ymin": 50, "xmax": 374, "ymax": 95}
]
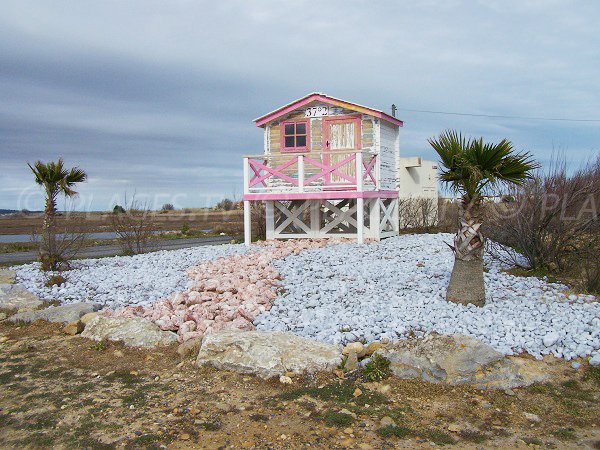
[{"xmin": 323, "ymin": 116, "xmax": 361, "ymax": 188}]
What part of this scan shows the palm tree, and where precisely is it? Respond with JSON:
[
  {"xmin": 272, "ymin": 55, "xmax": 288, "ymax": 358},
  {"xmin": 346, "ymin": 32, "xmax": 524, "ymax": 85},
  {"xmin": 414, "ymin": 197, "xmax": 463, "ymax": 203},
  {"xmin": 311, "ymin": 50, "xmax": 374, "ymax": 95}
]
[
  {"xmin": 428, "ymin": 130, "xmax": 539, "ymax": 306},
  {"xmin": 28, "ymin": 158, "xmax": 87, "ymax": 271}
]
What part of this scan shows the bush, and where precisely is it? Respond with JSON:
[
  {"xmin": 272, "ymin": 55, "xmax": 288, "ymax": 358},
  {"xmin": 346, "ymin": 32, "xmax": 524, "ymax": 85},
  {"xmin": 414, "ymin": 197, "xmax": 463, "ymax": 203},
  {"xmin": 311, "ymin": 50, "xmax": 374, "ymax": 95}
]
[
  {"xmin": 110, "ymin": 196, "xmax": 157, "ymax": 255},
  {"xmin": 161, "ymin": 203, "xmax": 175, "ymax": 212},
  {"xmin": 180, "ymin": 222, "xmax": 190, "ymax": 236},
  {"xmin": 113, "ymin": 205, "xmax": 126, "ymax": 214},
  {"xmin": 363, "ymin": 354, "xmax": 392, "ymax": 381},
  {"xmin": 215, "ymin": 198, "xmax": 236, "ymax": 211},
  {"xmin": 486, "ymin": 155, "xmax": 600, "ymax": 291},
  {"xmin": 45, "ymin": 274, "xmax": 66, "ymax": 287},
  {"xmin": 398, "ymin": 197, "xmax": 438, "ymax": 230},
  {"xmin": 377, "ymin": 425, "xmax": 411, "ymax": 438}
]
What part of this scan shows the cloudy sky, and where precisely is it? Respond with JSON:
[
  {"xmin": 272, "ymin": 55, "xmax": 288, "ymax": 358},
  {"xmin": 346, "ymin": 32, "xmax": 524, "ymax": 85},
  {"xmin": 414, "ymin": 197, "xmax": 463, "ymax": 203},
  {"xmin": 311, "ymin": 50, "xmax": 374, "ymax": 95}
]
[{"xmin": 1, "ymin": 0, "xmax": 599, "ymax": 210}]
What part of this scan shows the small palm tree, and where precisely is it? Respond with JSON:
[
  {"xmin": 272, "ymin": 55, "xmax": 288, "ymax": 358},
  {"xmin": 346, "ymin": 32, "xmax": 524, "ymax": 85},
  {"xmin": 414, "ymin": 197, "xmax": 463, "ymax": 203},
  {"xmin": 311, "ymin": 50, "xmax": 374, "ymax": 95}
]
[
  {"xmin": 428, "ymin": 130, "xmax": 539, "ymax": 306},
  {"xmin": 28, "ymin": 158, "xmax": 87, "ymax": 271}
]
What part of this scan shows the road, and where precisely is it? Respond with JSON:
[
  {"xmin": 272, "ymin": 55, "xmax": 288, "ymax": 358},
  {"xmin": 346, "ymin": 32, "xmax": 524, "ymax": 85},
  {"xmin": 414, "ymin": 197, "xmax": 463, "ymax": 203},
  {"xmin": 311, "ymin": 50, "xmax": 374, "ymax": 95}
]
[{"xmin": 0, "ymin": 236, "xmax": 236, "ymax": 265}]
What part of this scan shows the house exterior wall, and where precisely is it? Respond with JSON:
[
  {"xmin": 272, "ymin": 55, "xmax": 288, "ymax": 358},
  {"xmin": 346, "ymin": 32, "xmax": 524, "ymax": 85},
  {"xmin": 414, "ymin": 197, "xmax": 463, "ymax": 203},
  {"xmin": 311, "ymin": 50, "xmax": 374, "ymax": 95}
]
[
  {"xmin": 378, "ymin": 120, "xmax": 399, "ymax": 190},
  {"xmin": 263, "ymin": 102, "xmax": 381, "ymax": 156},
  {"xmin": 397, "ymin": 158, "xmax": 438, "ymax": 199}
]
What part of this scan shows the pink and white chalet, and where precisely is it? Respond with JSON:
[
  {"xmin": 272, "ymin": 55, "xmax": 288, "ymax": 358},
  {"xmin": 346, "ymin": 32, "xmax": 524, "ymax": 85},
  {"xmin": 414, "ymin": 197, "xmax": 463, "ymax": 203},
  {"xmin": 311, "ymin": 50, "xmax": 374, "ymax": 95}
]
[{"xmin": 242, "ymin": 93, "xmax": 437, "ymax": 244}]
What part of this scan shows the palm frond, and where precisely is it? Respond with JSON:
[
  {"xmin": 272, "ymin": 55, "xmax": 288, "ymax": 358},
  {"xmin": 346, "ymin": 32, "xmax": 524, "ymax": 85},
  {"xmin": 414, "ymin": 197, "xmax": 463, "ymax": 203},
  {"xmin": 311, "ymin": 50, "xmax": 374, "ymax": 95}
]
[{"xmin": 428, "ymin": 129, "xmax": 539, "ymax": 198}]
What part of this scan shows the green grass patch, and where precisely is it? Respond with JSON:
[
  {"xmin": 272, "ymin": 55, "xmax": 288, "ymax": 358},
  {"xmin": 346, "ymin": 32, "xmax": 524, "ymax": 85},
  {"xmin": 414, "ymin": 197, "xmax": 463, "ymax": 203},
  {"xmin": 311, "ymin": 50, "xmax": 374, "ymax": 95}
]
[
  {"xmin": 322, "ymin": 410, "xmax": 354, "ymax": 427},
  {"xmin": 583, "ymin": 366, "xmax": 600, "ymax": 385},
  {"xmin": 363, "ymin": 354, "xmax": 392, "ymax": 382},
  {"xmin": 420, "ymin": 429, "xmax": 456, "ymax": 445},
  {"xmin": 278, "ymin": 380, "xmax": 388, "ymax": 407},
  {"xmin": 522, "ymin": 436, "xmax": 543, "ymax": 446},
  {"xmin": 553, "ymin": 428, "xmax": 577, "ymax": 440},
  {"xmin": 249, "ymin": 414, "xmax": 269, "ymax": 422},
  {"xmin": 105, "ymin": 369, "xmax": 139, "ymax": 385},
  {"xmin": 377, "ymin": 425, "xmax": 411, "ymax": 438},
  {"xmin": 459, "ymin": 430, "xmax": 488, "ymax": 443},
  {"xmin": 198, "ymin": 421, "xmax": 221, "ymax": 431}
]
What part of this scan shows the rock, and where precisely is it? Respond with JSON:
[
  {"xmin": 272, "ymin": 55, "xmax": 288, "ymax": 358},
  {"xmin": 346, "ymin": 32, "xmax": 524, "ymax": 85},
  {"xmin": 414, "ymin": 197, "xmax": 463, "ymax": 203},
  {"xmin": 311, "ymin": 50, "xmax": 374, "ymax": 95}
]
[
  {"xmin": 353, "ymin": 387, "xmax": 362, "ymax": 398},
  {"xmin": 0, "ymin": 284, "xmax": 43, "ymax": 312},
  {"xmin": 177, "ymin": 337, "xmax": 203, "ymax": 358},
  {"xmin": 375, "ymin": 333, "xmax": 548, "ymax": 389},
  {"xmin": 343, "ymin": 342, "xmax": 364, "ymax": 356},
  {"xmin": 63, "ymin": 321, "xmax": 84, "ymax": 335},
  {"xmin": 196, "ymin": 330, "xmax": 342, "ymax": 379},
  {"xmin": 589, "ymin": 354, "xmax": 600, "ymax": 367},
  {"xmin": 571, "ymin": 362, "xmax": 581, "ymax": 369},
  {"xmin": 10, "ymin": 302, "xmax": 97, "ymax": 324},
  {"xmin": 364, "ymin": 341, "xmax": 384, "ymax": 356},
  {"xmin": 345, "ymin": 351, "xmax": 359, "ymax": 371},
  {"xmin": 523, "ymin": 412, "xmax": 541, "ymax": 423},
  {"xmin": 543, "ymin": 332, "xmax": 560, "ymax": 347},
  {"xmin": 279, "ymin": 375, "xmax": 293, "ymax": 384},
  {"xmin": 504, "ymin": 389, "xmax": 516, "ymax": 396},
  {"xmin": 81, "ymin": 316, "xmax": 178, "ymax": 348},
  {"xmin": 447, "ymin": 424, "xmax": 461, "ymax": 433},
  {"xmin": 379, "ymin": 416, "xmax": 394, "ymax": 427},
  {"xmin": 0, "ymin": 269, "xmax": 16, "ymax": 284},
  {"xmin": 80, "ymin": 312, "xmax": 99, "ymax": 326}
]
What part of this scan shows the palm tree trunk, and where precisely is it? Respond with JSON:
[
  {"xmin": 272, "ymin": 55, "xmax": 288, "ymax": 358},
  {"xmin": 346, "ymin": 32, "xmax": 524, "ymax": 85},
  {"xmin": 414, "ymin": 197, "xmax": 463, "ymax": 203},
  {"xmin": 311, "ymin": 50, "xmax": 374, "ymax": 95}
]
[
  {"xmin": 41, "ymin": 195, "xmax": 58, "ymax": 271},
  {"xmin": 446, "ymin": 198, "xmax": 486, "ymax": 306}
]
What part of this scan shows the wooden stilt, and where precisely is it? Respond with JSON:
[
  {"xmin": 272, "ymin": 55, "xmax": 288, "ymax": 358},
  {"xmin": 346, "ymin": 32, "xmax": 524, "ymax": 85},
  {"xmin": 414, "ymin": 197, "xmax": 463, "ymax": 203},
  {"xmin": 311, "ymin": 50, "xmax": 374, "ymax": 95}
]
[
  {"xmin": 357, "ymin": 197, "xmax": 364, "ymax": 244},
  {"xmin": 244, "ymin": 200, "xmax": 251, "ymax": 246}
]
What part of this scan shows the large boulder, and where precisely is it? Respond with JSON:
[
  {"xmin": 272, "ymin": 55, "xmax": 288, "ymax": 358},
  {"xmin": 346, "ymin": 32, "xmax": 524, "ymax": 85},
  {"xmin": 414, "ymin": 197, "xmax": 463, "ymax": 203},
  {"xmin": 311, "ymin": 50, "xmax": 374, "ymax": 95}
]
[
  {"xmin": 9, "ymin": 302, "xmax": 97, "ymax": 324},
  {"xmin": 196, "ymin": 330, "xmax": 342, "ymax": 379},
  {"xmin": 0, "ymin": 269, "xmax": 16, "ymax": 284},
  {"xmin": 375, "ymin": 333, "xmax": 548, "ymax": 389},
  {"xmin": 81, "ymin": 316, "xmax": 178, "ymax": 347},
  {"xmin": 0, "ymin": 284, "xmax": 44, "ymax": 313}
]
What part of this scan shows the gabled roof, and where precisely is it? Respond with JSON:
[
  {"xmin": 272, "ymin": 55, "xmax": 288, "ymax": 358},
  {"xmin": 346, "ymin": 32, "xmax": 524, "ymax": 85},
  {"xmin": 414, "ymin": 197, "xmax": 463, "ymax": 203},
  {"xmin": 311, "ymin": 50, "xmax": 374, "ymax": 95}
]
[{"xmin": 254, "ymin": 92, "xmax": 404, "ymax": 127}]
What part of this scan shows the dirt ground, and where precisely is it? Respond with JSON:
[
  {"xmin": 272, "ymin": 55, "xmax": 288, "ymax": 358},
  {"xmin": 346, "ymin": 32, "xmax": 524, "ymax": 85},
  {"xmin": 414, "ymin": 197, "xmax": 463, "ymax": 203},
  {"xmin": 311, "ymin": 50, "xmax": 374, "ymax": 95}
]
[
  {"xmin": 0, "ymin": 210, "xmax": 244, "ymax": 236},
  {"xmin": 1, "ymin": 321, "xmax": 599, "ymax": 450}
]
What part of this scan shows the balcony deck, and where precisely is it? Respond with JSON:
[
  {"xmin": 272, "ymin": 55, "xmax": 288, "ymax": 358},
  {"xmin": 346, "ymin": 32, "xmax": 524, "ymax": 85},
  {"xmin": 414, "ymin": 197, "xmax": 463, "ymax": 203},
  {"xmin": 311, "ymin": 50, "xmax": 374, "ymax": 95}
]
[{"xmin": 242, "ymin": 150, "xmax": 397, "ymax": 201}]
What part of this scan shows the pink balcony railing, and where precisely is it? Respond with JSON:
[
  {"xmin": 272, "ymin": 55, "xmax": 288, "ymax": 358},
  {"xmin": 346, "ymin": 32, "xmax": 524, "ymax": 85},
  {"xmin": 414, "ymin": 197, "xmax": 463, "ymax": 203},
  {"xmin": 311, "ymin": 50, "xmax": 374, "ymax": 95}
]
[{"xmin": 243, "ymin": 150, "xmax": 378, "ymax": 194}]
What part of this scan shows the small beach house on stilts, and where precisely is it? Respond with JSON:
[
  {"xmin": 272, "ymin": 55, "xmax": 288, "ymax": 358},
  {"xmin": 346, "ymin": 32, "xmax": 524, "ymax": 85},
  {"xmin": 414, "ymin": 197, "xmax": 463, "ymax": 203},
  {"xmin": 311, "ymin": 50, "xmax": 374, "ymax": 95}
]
[{"xmin": 242, "ymin": 93, "xmax": 437, "ymax": 245}]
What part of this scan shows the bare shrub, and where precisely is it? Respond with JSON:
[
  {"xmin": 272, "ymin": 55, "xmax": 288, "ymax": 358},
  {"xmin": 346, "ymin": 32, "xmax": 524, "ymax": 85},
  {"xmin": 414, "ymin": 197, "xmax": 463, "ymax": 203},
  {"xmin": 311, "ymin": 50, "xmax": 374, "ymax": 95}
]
[
  {"xmin": 398, "ymin": 197, "xmax": 438, "ymax": 230},
  {"xmin": 251, "ymin": 202, "xmax": 266, "ymax": 240},
  {"xmin": 161, "ymin": 203, "xmax": 175, "ymax": 212},
  {"xmin": 486, "ymin": 155, "xmax": 600, "ymax": 288},
  {"xmin": 215, "ymin": 198, "xmax": 240, "ymax": 211},
  {"xmin": 437, "ymin": 198, "xmax": 459, "ymax": 233},
  {"xmin": 110, "ymin": 196, "xmax": 157, "ymax": 255}
]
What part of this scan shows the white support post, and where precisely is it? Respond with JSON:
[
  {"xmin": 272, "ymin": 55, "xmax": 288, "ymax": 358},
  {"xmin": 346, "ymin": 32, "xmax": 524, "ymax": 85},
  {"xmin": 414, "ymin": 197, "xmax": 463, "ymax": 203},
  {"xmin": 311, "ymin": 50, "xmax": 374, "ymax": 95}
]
[
  {"xmin": 243, "ymin": 157, "xmax": 250, "ymax": 194},
  {"xmin": 357, "ymin": 197, "xmax": 364, "ymax": 244},
  {"xmin": 393, "ymin": 198, "xmax": 400, "ymax": 235},
  {"xmin": 310, "ymin": 200, "xmax": 320, "ymax": 238},
  {"xmin": 265, "ymin": 201, "xmax": 274, "ymax": 240},
  {"xmin": 356, "ymin": 151, "xmax": 364, "ymax": 192},
  {"xmin": 243, "ymin": 200, "xmax": 251, "ymax": 246},
  {"xmin": 298, "ymin": 155, "xmax": 304, "ymax": 193},
  {"xmin": 369, "ymin": 198, "xmax": 381, "ymax": 241}
]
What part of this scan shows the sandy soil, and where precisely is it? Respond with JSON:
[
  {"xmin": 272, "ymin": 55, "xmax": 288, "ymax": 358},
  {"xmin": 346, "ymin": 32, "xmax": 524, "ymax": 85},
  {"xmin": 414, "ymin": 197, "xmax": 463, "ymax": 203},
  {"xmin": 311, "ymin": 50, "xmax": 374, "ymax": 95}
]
[{"xmin": 1, "ymin": 321, "xmax": 599, "ymax": 449}]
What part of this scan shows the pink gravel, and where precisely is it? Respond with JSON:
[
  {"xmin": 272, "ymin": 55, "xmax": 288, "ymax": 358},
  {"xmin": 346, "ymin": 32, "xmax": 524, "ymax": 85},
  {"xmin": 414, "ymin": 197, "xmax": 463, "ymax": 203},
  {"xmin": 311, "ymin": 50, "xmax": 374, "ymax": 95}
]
[{"xmin": 110, "ymin": 239, "xmax": 332, "ymax": 342}]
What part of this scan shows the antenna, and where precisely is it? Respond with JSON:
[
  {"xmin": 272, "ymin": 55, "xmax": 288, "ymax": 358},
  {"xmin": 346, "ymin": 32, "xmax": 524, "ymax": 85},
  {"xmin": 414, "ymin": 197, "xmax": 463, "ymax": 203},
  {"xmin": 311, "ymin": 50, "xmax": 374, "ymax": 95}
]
[{"xmin": 391, "ymin": 104, "xmax": 397, "ymax": 117}]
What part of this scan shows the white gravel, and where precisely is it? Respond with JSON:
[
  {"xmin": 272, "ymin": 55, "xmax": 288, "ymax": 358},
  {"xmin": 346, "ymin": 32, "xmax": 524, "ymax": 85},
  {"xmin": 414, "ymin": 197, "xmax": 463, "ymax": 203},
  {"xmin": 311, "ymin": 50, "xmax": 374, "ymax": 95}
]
[
  {"xmin": 13, "ymin": 244, "xmax": 246, "ymax": 308},
  {"xmin": 12, "ymin": 233, "xmax": 600, "ymax": 362},
  {"xmin": 255, "ymin": 233, "xmax": 600, "ymax": 361}
]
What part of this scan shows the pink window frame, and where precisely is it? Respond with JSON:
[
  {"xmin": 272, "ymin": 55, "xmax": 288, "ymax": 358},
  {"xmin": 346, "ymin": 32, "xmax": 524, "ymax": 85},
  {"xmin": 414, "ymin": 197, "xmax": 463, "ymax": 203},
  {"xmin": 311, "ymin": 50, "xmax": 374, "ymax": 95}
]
[{"xmin": 280, "ymin": 120, "xmax": 310, "ymax": 153}]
